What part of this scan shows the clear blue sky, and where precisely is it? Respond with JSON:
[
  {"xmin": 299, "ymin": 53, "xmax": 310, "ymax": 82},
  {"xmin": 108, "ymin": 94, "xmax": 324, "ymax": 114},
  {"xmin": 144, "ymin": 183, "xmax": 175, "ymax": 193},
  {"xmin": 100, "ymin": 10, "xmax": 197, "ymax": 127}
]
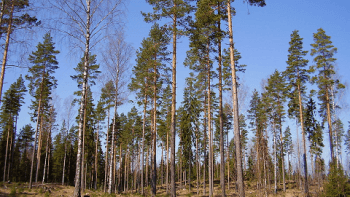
[{"xmin": 4, "ymin": 0, "xmax": 350, "ymax": 167}]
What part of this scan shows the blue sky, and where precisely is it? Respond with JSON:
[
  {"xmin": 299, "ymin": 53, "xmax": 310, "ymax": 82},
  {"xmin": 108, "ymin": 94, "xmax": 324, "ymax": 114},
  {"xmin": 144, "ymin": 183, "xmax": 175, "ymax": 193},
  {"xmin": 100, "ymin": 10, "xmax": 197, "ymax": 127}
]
[{"xmin": 3, "ymin": 0, "xmax": 350, "ymax": 167}]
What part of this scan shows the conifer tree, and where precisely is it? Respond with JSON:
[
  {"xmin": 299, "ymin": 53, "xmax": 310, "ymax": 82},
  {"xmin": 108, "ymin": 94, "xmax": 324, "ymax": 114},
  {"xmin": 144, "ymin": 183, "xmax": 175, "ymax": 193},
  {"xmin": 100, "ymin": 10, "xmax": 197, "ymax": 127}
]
[
  {"xmin": 26, "ymin": 33, "xmax": 59, "ymax": 189},
  {"xmin": 247, "ymin": 89, "xmax": 268, "ymax": 195},
  {"xmin": 142, "ymin": 1, "xmax": 192, "ymax": 195},
  {"xmin": 16, "ymin": 124, "xmax": 34, "ymax": 182},
  {"xmin": 264, "ymin": 70, "xmax": 287, "ymax": 192},
  {"xmin": 310, "ymin": 28, "xmax": 345, "ymax": 160},
  {"xmin": 284, "ymin": 30, "xmax": 310, "ymax": 195},
  {"xmin": 345, "ymin": 123, "xmax": 350, "ymax": 156},
  {"xmin": 283, "ymin": 126, "xmax": 293, "ymax": 179},
  {"xmin": 225, "ymin": 1, "xmax": 266, "ymax": 194},
  {"xmin": 304, "ymin": 97, "xmax": 324, "ymax": 188},
  {"xmin": 0, "ymin": 0, "xmax": 38, "ymax": 104},
  {"xmin": 0, "ymin": 75, "xmax": 26, "ymax": 182}
]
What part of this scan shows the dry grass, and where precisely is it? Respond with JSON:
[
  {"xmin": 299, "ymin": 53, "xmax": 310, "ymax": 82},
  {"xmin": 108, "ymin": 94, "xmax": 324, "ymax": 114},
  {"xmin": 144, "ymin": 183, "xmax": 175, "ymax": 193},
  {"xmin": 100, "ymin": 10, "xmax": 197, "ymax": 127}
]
[{"xmin": 0, "ymin": 180, "xmax": 322, "ymax": 196}]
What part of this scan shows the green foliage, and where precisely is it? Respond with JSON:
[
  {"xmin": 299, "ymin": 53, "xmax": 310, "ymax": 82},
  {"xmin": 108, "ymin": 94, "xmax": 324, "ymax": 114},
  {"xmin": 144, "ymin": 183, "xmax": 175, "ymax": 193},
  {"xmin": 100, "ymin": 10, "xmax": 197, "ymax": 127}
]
[
  {"xmin": 323, "ymin": 160, "xmax": 350, "ymax": 197},
  {"xmin": 10, "ymin": 186, "xmax": 16, "ymax": 196},
  {"xmin": 310, "ymin": 28, "xmax": 345, "ymax": 122},
  {"xmin": 26, "ymin": 33, "xmax": 59, "ymax": 96},
  {"xmin": 304, "ymin": 97, "xmax": 324, "ymax": 157},
  {"xmin": 44, "ymin": 191, "xmax": 50, "ymax": 197},
  {"xmin": 284, "ymin": 30, "xmax": 310, "ymax": 119},
  {"xmin": 0, "ymin": 0, "xmax": 39, "ymax": 38},
  {"xmin": 26, "ymin": 33, "xmax": 59, "ymax": 123},
  {"xmin": 345, "ymin": 122, "xmax": 350, "ymax": 155},
  {"xmin": 71, "ymin": 54, "xmax": 101, "ymax": 97}
]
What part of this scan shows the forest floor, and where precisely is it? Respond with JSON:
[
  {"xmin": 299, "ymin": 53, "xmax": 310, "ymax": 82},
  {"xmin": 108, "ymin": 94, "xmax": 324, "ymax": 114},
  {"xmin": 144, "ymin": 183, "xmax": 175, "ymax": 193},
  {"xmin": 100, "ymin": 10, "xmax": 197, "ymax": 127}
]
[{"xmin": 0, "ymin": 180, "xmax": 322, "ymax": 196}]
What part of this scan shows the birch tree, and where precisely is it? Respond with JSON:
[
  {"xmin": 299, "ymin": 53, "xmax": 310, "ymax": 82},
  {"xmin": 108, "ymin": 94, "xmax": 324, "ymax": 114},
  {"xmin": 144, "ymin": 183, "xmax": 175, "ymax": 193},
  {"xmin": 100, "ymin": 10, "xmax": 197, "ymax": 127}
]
[
  {"xmin": 102, "ymin": 31, "xmax": 132, "ymax": 194},
  {"xmin": 47, "ymin": 0, "xmax": 125, "ymax": 195}
]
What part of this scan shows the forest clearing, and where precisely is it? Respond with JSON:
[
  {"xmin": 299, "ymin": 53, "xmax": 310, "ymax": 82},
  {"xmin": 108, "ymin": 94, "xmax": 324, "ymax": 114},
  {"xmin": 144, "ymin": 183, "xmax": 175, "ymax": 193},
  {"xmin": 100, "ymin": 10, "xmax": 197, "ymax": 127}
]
[
  {"xmin": 0, "ymin": 180, "xmax": 324, "ymax": 197},
  {"xmin": 0, "ymin": 0, "xmax": 350, "ymax": 197}
]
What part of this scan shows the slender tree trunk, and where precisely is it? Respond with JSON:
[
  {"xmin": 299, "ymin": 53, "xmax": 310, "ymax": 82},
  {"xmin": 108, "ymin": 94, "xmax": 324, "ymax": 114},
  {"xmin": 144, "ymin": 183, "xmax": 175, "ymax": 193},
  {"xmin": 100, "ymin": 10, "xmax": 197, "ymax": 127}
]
[
  {"xmin": 141, "ymin": 96, "xmax": 147, "ymax": 194},
  {"xmin": 104, "ymin": 108, "xmax": 110, "ymax": 192},
  {"xmin": 203, "ymin": 96, "xmax": 207, "ymax": 196},
  {"xmin": 170, "ymin": 2, "xmax": 177, "ymax": 196},
  {"xmin": 325, "ymin": 86, "xmax": 334, "ymax": 159},
  {"xmin": 42, "ymin": 126, "xmax": 50, "ymax": 184},
  {"xmin": 29, "ymin": 72, "xmax": 45, "ymax": 189},
  {"xmin": 108, "ymin": 86, "xmax": 119, "ymax": 194},
  {"xmin": 43, "ymin": 107, "xmax": 53, "ymax": 184},
  {"xmin": 36, "ymin": 116, "xmax": 44, "ymax": 183},
  {"xmin": 94, "ymin": 120, "xmax": 99, "ymax": 190},
  {"xmin": 152, "ymin": 63, "xmax": 157, "ymax": 196},
  {"xmin": 3, "ymin": 115, "xmax": 11, "ymax": 182},
  {"xmin": 146, "ymin": 148, "xmax": 149, "ymax": 188},
  {"xmin": 62, "ymin": 125, "xmax": 69, "ymax": 185},
  {"xmin": 273, "ymin": 122, "xmax": 277, "ymax": 194},
  {"xmin": 227, "ymin": 1, "xmax": 244, "ymax": 196},
  {"xmin": 81, "ymin": 91, "xmax": 88, "ymax": 192},
  {"xmin": 279, "ymin": 118, "xmax": 286, "ymax": 192},
  {"xmin": 8, "ymin": 116, "xmax": 17, "ymax": 181},
  {"xmin": 330, "ymin": 86, "xmax": 339, "ymax": 166},
  {"xmin": 227, "ymin": 131, "xmax": 230, "ymax": 192},
  {"xmin": 73, "ymin": 1, "xmax": 91, "ymax": 196},
  {"xmin": 217, "ymin": 14, "xmax": 225, "ymax": 197},
  {"xmin": 0, "ymin": 0, "xmax": 14, "ymax": 104},
  {"xmin": 166, "ymin": 126, "xmax": 169, "ymax": 194},
  {"xmin": 47, "ymin": 139, "xmax": 51, "ymax": 182},
  {"xmin": 297, "ymin": 84, "xmax": 308, "ymax": 195},
  {"xmin": 161, "ymin": 145, "xmax": 164, "ymax": 185},
  {"xmin": 196, "ymin": 132, "xmax": 199, "ymax": 195},
  {"xmin": 296, "ymin": 119, "xmax": 302, "ymax": 189},
  {"xmin": 206, "ymin": 41, "xmax": 213, "ymax": 197}
]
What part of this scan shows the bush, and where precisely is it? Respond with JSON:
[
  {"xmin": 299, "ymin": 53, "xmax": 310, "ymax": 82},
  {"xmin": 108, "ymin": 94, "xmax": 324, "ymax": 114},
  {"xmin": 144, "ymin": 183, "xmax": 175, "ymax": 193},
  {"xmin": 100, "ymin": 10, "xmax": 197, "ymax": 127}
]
[
  {"xmin": 10, "ymin": 187, "xmax": 16, "ymax": 196},
  {"xmin": 323, "ymin": 159, "xmax": 350, "ymax": 197}
]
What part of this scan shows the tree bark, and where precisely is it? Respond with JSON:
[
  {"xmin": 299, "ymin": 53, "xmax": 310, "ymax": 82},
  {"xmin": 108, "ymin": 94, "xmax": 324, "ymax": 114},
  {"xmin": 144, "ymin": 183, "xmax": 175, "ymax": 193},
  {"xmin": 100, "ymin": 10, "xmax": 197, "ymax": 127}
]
[
  {"xmin": 3, "ymin": 115, "xmax": 11, "ymax": 182},
  {"xmin": 217, "ymin": 17, "xmax": 225, "ymax": 196},
  {"xmin": 36, "ymin": 116, "xmax": 44, "ymax": 183},
  {"xmin": 104, "ymin": 108, "xmax": 110, "ymax": 192},
  {"xmin": 227, "ymin": 1, "xmax": 244, "ymax": 196},
  {"xmin": 141, "ymin": 96, "xmax": 147, "ymax": 194},
  {"xmin": 29, "ymin": 71, "xmax": 45, "ymax": 189},
  {"xmin": 297, "ymin": 84, "xmax": 308, "ymax": 195},
  {"xmin": 207, "ymin": 41, "xmax": 213, "ymax": 197},
  {"xmin": 73, "ymin": 1, "xmax": 91, "ymax": 196},
  {"xmin": 94, "ymin": 120, "xmax": 99, "ymax": 190},
  {"xmin": 152, "ymin": 62, "xmax": 157, "ymax": 196},
  {"xmin": 0, "ymin": 0, "xmax": 14, "ymax": 104},
  {"xmin": 170, "ymin": 2, "xmax": 177, "ymax": 196}
]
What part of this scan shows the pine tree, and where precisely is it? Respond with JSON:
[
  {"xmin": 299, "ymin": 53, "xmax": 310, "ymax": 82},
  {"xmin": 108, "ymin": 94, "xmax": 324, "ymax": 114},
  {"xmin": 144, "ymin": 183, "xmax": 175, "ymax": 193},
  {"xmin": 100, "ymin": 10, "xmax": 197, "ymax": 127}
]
[
  {"xmin": 304, "ymin": 97, "xmax": 324, "ymax": 189},
  {"xmin": 142, "ymin": 1, "xmax": 192, "ymax": 195},
  {"xmin": 0, "ymin": 75, "xmax": 26, "ymax": 182},
  {"xmin": 284, "ymin": 30, "xmax": 310, "ymax": 195},
  {"xmin": 323, "ymin": 160, "xmax": 350, "ymax": 196},
  {"xmin": 26, "ymin": 32, "xmax": 59, "ymax": 188},
  {"xmin": 310, "ymin": 28, "xmax": 345, "ymax": 160},
  {"xmin": 16, "ymin": 124, "xmax": 34, "ymax": 182},
  {"xmin": 264, "ymin": 70, "xmax": 287, "ymax": 192},
  {"xmin": 345, "ymin": 123, "xmax": 350, "ymax": 156},
  {"xmin": 247, "ymin": 89, "xmax": 268, "ymax": 195},
  {"xmin": 225, "ymin": 1, "xmax": 266, "ymax": 194},
  {"xmin": 0, "ymin": 0, "xmax": 39, "ymax": 104},
  {"xmin": 283, "ymin": 126, "xmax": 293, "ymax": 180}
]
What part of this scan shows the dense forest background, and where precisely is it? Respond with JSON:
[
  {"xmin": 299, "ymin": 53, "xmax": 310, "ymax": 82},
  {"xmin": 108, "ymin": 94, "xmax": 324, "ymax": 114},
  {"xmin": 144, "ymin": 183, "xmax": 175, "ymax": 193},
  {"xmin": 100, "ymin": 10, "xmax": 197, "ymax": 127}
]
[{"xmin": 0, "ymin": 0, "xmax": 349, "ymax": 196}]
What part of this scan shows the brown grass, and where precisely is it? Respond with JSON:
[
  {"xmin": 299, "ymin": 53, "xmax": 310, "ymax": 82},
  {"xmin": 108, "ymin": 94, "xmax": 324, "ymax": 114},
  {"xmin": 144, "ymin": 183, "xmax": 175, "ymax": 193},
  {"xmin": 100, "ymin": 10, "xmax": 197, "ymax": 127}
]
[{"xmin": 0, "ymin": 180, "xmax": 322, "ymax": 197}]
